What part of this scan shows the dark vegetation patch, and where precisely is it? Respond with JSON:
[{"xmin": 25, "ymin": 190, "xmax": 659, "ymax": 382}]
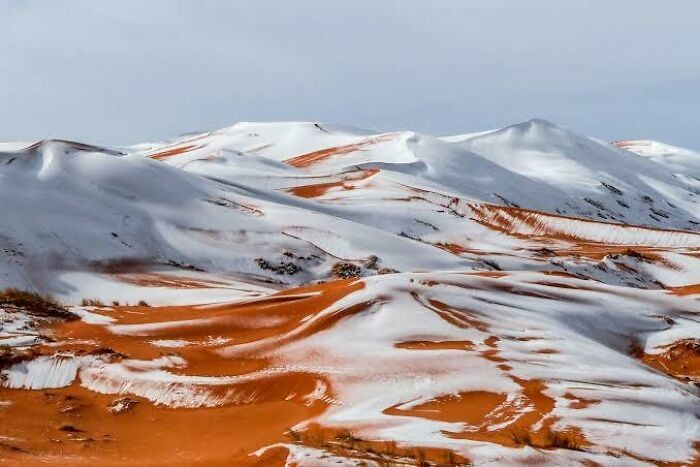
[
  {"xmin": 166, "ymin": 260, "xmax": 205, "ymax": 272},
  {"xmin": 85, "ymin": 347, "xmax": 127, "ymax": 360},
  {"xmin": 0, "ymin": 288, "xmax": 77, "ymax": 321},
  {"xmin": 414, "ymin": 219, "xmax": 439, "ymax": 231},
  {"xmin": 331, "ymin": 262, "xmax": 362, "ymax": 279},
  {"xmin": 480, "ymin": 259, "xmax": 501, "ymax": 271},
  {"xmin": 493, "ymin": 193, "xmax": 521, "ymax": 208},
  {"xmin": 650, "ymin": 208, "xmax": 669, "ymax": 219},
  {"xmin": 255, "ymin": 251, "xmax": 322, "ymax": 276},
  {"xmin": 255, "ymin": 258, "xmax": 301, "ymax": 275},
  {"xmin": 600, "ymin": 182, "xmax": 623, "ymax": 196},
  {"xmin": 583, "ymin": 197, "xmax": 606, "ymax": 211},
  {"xmin": 1, "ymin": 289, "xmax": 79, "ymax": 377},
  {"xmin": 378, "ymin": 267, "xmax": 399, "ymax": 275},
  {"xmin": 531, "ymin": 247, "xmax": 556, "ymax": 257},
  {"xmin": 80, "ymin": 298, "xmax": 105, "ymax": 307},
  {"xmin": 608, "ymin": 248, "xmax": 655, "ymax": 263},
  {"xmin": 398, "ymin": 231, "xmax": 422, "ymax": 242}
]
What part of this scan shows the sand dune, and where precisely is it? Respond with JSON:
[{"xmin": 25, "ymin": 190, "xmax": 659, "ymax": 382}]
[{"xmin": 2, "ymin": 119, "xmax": 699, "ymax": 465}]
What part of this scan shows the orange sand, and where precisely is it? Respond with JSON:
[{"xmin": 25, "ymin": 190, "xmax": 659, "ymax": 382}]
[
  {"xmin": 283, "ymin": 134, "xmax": 394, "ymax": 168},
  {"xmin": 287, "ymin": 168, "xmax": 379, "ymax": 198},
  {"xmin": 148, "ymin": 144, "xmax": 202, "ymax": 160},
  {"xmin": 0, "ymin": 280, "xmax": 364, "ymax": 466}
]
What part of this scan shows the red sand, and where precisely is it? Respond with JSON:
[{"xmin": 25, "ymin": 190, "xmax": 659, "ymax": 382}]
[{"xmin": 0, "ymin": 280, "xmax": 364, "ymax": 465}]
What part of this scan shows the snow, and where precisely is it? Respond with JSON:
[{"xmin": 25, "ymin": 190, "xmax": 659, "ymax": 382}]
[
  {"xmin": 2, "ymin": 118, "xmax": 700, "ymax": 464},
  {"xmin": 269, "ymin": 272, "xmax": 700, "ymax": 464},
  {"xmin": 615, "ymin": 139, "xmax": 700, "ymax": 179},
  {"xmin": 0, "ymin": 308, "xmax": 40, "ymax": 347},
  {"xmin": 2, "ymin": 355, "xmax": 81, "ymax": 390},
  {"xmin": 4, "ymin": 118, "xmax": 700, "ymax": 297}
]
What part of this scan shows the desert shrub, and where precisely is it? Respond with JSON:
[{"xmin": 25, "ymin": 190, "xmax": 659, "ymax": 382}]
[
  {"xmin": 255, "ymin": 257, "xmax": 301, "ymax": 275},
  {"xmin": 600, "ymin": 181, "xmax": 623, "ymax": 196},
  {"xmin": 583, "ymin": 197, "xmax": 606, "ymax": 211},
  {"xmin": 331, "ymin": 262, "xmax": 362, "ymax": 279},
  {"xmin": 80, "ymin": 298, "xmax": 105, "ymax": 307},
  {"xmin": 377, "ymin": 267, "xmax": 398, "ymax": 275}
]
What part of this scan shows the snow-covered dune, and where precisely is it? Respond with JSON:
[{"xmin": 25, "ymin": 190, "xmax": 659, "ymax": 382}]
[
  {"xmin": 0, "ymin": 136, "xmax": 467, "ymax": 298},
  {"xmin": 1, "ymin": 119, "xmax": 699, "ymax": 465}
]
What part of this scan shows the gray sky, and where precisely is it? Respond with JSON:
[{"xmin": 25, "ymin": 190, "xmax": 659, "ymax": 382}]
[{"xmin": 1, "ymin": 0, "xmax": 699, "ymax": 148}]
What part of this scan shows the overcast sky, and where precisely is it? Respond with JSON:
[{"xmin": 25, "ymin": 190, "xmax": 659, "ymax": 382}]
[{"xmin": 1, "ymin": 1, "xmax": 699, "ymax": 148}]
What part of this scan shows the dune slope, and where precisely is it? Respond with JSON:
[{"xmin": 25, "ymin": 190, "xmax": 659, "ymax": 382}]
[{"xmin": 1, "ymin": 120, "xmax": 699, "ymax": 466}]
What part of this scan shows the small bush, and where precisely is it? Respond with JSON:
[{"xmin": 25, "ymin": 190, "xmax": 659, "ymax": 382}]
[
  {"xmin": 331, "ymin": 262, "xmax": 362, "ymax": 279},
  {"xmin": 255, "ymin": 257, "xmax": 301, "ymax": 275},
  {"xmin": 137, "ymin": 300, "xmax": 150, "ymax": 307},
  {"xmin": 600, "ymin": 181, "xmax": 623, "ymax": 196},
  {"xmin": 80, "ymin": 298, "xmax": 105, "ymax": 307},
  {"xmin": 531, "ymin": 247, "xmax": 556, "ymax": 257},
  {"xmin": 583, "ymin": 197, "xmax": 606, "ymax": 211},
  {"xmin": 377, "ymin": 267, "xmax": 398, "ymax": 275},
  {"xmin": 651, "ymin": 208, "xmax": 669, "ymax": 219}
]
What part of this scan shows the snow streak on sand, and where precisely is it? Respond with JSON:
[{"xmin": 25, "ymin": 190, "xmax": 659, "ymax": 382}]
[{"xmin": 1, "ymin": 119, "xmax": 700, "ymax": 465}]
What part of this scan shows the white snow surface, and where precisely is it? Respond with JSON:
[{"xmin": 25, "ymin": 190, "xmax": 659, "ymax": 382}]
[
  {"xmin": 226, "ymin": 272, "xmax": 700, "ymax": 465},
  {"xmin": 3, "ymin": 119, "xmax": 700, "ymax": 299},
  {"xmin": 2, "ymin": 119, "xmax": 700, "ymax": 465}
]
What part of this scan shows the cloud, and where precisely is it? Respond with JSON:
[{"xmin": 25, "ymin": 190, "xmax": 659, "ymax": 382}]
[{"xmin": 1, "ymin": 0, "xmax": 698, "ymax": 148}]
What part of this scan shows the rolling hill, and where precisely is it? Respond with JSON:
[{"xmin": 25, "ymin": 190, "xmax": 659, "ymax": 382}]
[{"xmin": 1, "ymin": 119, "xmax": 699, "ymax": 466}]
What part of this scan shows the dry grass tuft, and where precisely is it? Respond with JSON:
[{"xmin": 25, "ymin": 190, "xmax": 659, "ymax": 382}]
[
  {"xmin": 0, "ymin": 288, "xmax": 76, "ymax": 321},
  {"xmin": 80, "ymin": 298, "xmax": 105, "ymax": 307},
  {"xmin": 331, "ymin": 262, "xmax": 362, "ymax": 279}
]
